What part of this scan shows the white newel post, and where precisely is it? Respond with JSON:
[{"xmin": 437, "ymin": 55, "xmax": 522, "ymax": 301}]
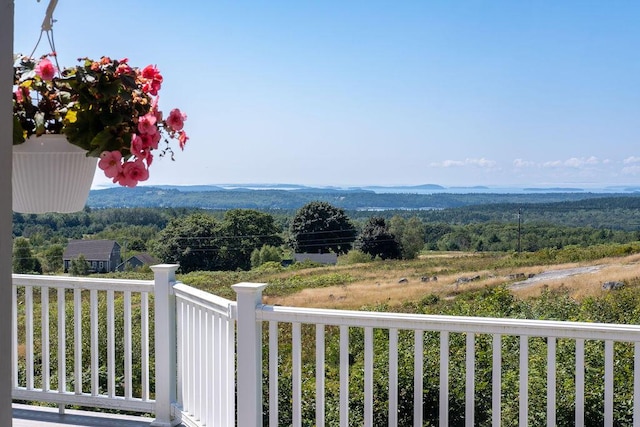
[
  {"xmin": 151, "ymin": 264, "xmax": 180, "ymax": 427},
  {"xmin": 233, "ymin": 282, "xmax": 268, "ymax": 427}
]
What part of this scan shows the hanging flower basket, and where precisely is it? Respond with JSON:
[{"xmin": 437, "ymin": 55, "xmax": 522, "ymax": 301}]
[
  {"xmin": 13, "ymin": 55, "xmax": 188, "ymax": 187},
  {"xmin": 12, "ymin": 135, "xmax": 98, "ymax": 213}
]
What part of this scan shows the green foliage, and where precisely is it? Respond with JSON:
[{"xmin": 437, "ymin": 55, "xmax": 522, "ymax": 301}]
[
  {"xmin": 253, "ymin": 261, "xmax": 285, "ymax": 273},
  {"xmin": 153, "ymin": 213, "xmax": 222, "ymax": 273},
  {"xmin": 43, "ymin": 244, "xmax": 64, "ymax": 273},
  {"xmin": 219, "ymin": 209, "xmax": 283, "ymax": 270},
  {"xmin": 69, "ymin": 254, "xmax": 90, "ymax": 276},
  {"xmin": 290, "ymin": 201, "xmax": 356, "ymax": 255},
  {"xmin": 152, "ymin": 210, "xmax": 283, "ymax": 273},
  {"xmin": 389, "ymin": 216, "xmax": 426, "ymax": 259},
  {"xmin": 356, "ymin": 216, "xmax": 401, "ymax": 260},
  {"xmin": 13, "ymin": 237, "xmax": 41, "ymax": 274},
  {"xmin": 338, "ymin": 249, "xmax": 372, "ymax": 265},
  {"xmin": 251, "ymin": 245, "xmax": 283, "ymax": 269}
]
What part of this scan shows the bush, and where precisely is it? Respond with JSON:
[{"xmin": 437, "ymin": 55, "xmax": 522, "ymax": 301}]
[{"xmin": 338, "ymin": 249, "xmax": 372, "ymax": 265}]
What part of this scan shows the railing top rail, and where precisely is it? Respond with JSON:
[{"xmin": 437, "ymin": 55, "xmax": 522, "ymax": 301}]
[
  {"xmin": 174, "ymin": 283, "xmax": 236, "ymax": 318},
  {"xmin": 12, "ymin": 274, "xmax": 155, "ymax": 293},
  {"xmin": 258, "ymin": 304, "xmax": 640, "ymax": 342}
]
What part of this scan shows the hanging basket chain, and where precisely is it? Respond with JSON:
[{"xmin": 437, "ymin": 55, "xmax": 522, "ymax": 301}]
[{"xmin": 29, "ymin": 0, "xmax": 61, "ymax": 73}]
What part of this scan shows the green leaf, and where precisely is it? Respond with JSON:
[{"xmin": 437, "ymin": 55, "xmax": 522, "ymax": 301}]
[
  {"xmin": 13, "ymin": 116, "xmax": 26, "ymax": 144},
  {"xmin": 100, "ymin": 111, "xmax": 123, "ymax": 127}
]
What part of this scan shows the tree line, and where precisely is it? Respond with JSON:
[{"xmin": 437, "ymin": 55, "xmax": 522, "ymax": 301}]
[{"xmin": 12, "ymin": 197, "xmax": 640, "ymax": 274}]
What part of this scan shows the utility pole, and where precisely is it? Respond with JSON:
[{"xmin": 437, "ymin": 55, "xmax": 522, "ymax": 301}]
[{"xmin": 517, "ymin": 208, "xmax": 522, "ymax": 253}]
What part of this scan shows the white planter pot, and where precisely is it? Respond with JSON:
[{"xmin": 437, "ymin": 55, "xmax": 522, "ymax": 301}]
[{"xmin": 12, "ymin": 135, "xmax": 98, "ymax": 213}]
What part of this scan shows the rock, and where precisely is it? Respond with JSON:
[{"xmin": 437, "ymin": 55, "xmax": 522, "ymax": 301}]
[
  {"xmin": 456, "ymin": 275, "xmax": 480, "ymax": 284},
  {"xmin": 602, "ymin": 281, "xmax": 624, "ymax": 291}
]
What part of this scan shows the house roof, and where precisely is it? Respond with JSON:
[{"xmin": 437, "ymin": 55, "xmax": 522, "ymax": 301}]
[
  {"xmin": 129, "ymin": 252, "xmax": 157, "ymax": 265},
  {"xmin": 63, "ymin": 239, "xmax": 120, "ymax": 261}
]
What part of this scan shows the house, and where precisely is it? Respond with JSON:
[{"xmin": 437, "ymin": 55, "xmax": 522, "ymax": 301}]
[
  {"xmin": 293, "ymin": 252, "xmax": 338, "ymax": 265},
  {"xmin": 63, "ymin": 239, "xmax": 121, "ymax": 273},
  {"xmin": 116, "ymin": 252, "xmax": 158, "ymax": 271}
]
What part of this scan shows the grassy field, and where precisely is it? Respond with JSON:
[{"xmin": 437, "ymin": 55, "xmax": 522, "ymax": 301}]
[{"xmin": 171, "ymin": 242, "xmax": 640, "ymax": 309}]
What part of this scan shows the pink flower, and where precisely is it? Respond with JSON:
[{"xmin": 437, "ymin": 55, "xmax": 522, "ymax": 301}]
[
  {"xmin": 115, "ymin": 62, "xmax": 133, "ymax": 76},
  {"xmin": 141, "ymin": 65, "xmax": 163, "ymax": 95},
  {"xmin": 98, "ymin": 151, "xmax": 123, "ymax": 178},
  {"xmin": 137, "ymin": 113, "xmax": 158, "ymax": 135},
  {"xmin": 35, "ymin": 58, "xmax": 56, "ymax": 80},
  {"xmin": 117, "ymin": 160, "xmax": 150, "ymax": 187},
  {"xmin": 166, "ymin": 108, "xmax": 187, "ymax": 131},
  {"xmin": 142, "ymin": 64, "xmax": 160, "ymax": 80},
  {"xmin": 178, "ymin": 130, "xmax": 189, "ymax": 150},
  {"xmin": 130, "ymin": 134, "xmax": 156, "ymax": 161},
  {"xmin": 14, "ymin": 88, "xmax": 24, "ymax": 103}
]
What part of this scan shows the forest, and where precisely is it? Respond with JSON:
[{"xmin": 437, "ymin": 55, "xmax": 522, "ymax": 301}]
[{"xmin": 12, "ymin": 193, "xmax": 640, "ymax": 274}]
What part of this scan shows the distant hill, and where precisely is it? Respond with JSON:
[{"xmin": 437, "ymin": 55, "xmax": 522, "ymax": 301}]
[{"xmin": 86, "ymin": 186, "xmax": 622, "ymax": 211}]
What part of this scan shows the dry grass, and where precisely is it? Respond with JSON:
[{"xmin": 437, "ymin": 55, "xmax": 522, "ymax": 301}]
[
  {"xmin": 264, "ymin": 252, "xmax": 640, "ymax": 309},
  {"xmin": 512, "ymin": 254, "xmax": 640, "ymax": 300}
]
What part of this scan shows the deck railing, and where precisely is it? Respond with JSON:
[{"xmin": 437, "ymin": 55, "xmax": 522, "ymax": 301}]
[
  {"xmin": 11, "ymin": 273, "xmax": 157, "ymax": 414},
  {"xmin": 237, "ymin": 284, "xmax": 640, "ymax": 427},
  {"xmin": 12, "ymin": 270, "xmax": 640, "ymax": 426},
  {"xmin": 174, "ymin": 282, "xmax": 236, "ymax": 427}
]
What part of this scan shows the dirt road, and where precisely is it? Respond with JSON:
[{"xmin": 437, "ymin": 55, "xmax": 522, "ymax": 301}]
[{"xmin": 509, "ymin": 265, "xmax": 603, "ymax": 290}]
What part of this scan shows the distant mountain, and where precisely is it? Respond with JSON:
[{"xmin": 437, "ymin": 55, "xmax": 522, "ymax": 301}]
[
  {"xmin": 523, "ymin": 187, "xmax": 585, "ymax": 192},
  {"xmin": 152, "ymin": 185, "xmax": 226, "ymax": 192},
  {"xmin": 362, "ymin": 184, "xmax": 446, "ymax": 191},
  {"xmin": 449, "ymin": 186, "xmax": 490, "ymax": 190},
  {"xmin": 87, "ymin": 185, "xmax": 619, "ymax": 211}
]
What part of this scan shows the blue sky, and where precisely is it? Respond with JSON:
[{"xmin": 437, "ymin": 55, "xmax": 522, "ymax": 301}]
[{"xmin": 14, "ymin": 1, "xmax": 640, "ymax": 189}]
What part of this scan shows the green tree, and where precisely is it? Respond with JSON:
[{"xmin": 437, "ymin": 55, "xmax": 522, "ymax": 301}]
[
  {"xmin": 356, "ymin": 217, "xmax": 401, "ymax": 260},
  {"xmin": 69, "ymin": 254, "xmax": 90, "ymax": 276},
  {"xmin": 389, "ymin": 216, "xmax": 425, "ymax": 259},
  {"xmin": 43, "ymin": 244, "xmax": 64, "ymax": 273},
  {"xmin": 13, "ymin": 237, "xmax": 40, "ymax": 273},
  {"xmin": 219, "ymin": 209, "xmax": 283, "ymax": 270},
  {"xmin": 152, "ymin": 213, "xmax": 223, "ymax": 273},
  {"xmin": 289, "ymin": 201, "xmax": 356, "ymax": 254},
  {"xmin": 251, "ymin": 245, "xmax": 283, "ymax": 269}
]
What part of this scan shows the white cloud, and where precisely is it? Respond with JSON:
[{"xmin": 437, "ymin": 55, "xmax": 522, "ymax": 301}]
[
  {"xmin": 513, "ymin": 158, "xmax": 535, "ymax": 168},
  {"xmin": 543, "ymin": 156, "xmax": 600, "ymax": 168},
  {"xmin": 565, "ymin": 157, "xmax": 599, "ymax": 167},
  {"xmin": 623, "ymin": 156, "xmax": 640, "ymax": 164},
  {"xmin": 432, "ymin": 158, "xmax": 496, "ymax": 168},
  {"xmin": 543, "ymin": 160, "xmax": 564, "ymax": 168},
  {"xmin": 440, "ymin": 160, "xmax": 465, "ymax": 167}
]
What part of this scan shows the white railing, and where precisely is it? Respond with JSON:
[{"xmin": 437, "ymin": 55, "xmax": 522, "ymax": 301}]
[
  {"xmin": 12, "ymin": 274, "xmax": 156, "ymax": 413},
  {"xmin": 13, "ymin": 272, "xmax": 640, "ymax": 426},
  {"xmin": 174, "ymin": 283, "xmax": 236, "ymax": 427},
  {"xmin": 234, "ymin": 284, "xmax": 640, "ymax": 427}
]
